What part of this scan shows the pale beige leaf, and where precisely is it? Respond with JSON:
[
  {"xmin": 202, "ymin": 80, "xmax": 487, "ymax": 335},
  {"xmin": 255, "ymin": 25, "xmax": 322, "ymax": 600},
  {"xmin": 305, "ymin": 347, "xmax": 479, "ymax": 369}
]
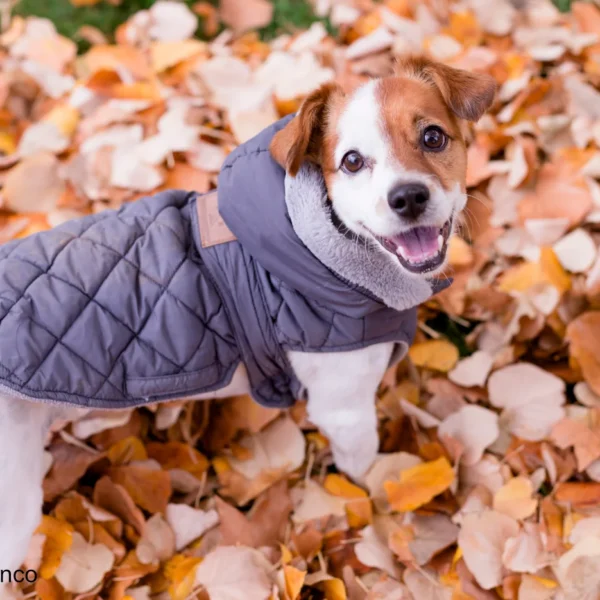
[
  {"xmin": 55, "ymin": 532, "xmax": 114, "ymax": 593},
  {"xmin": 136, "ymin": 514, "xmax": 175, "ymax": 564},
  {"xmin": 553, "ymin": 228, "xmax": 597, "ymax": 273},
  {"xmin": 165, "ymin": 504, "xmax": 219, "ymax": 551},
  {"xmin": 194, "ymin": 546, "xmax": 273, "ymax": 600},
  {"xmin": 292, "ymin": 480, "xmax": 347, "ymax": 523},
  {"xmin": 228, "ymin": 416, "xmax": 305, "ymax": 480},
  {"xmin": 458, "ymin": 510, "xmax": 519, "ymax": 590},
  {"xmin": 354, "ymin": 525, "xmax": 401, "ymax": 579},
  {"xmin": 448, "ymin": 351, "xmax": 494, "ymax": 388},
  {"xmin": 493, "ymin": 476, "xmax": 537, "ymax": 520},
  {"xmin": 439, "ymin": 405, "xmax": 499, "ymax": 466}
]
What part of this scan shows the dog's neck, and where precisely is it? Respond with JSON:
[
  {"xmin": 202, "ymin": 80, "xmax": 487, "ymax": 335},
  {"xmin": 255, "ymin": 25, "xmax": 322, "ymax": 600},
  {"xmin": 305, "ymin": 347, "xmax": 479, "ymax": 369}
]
[{"xmin": 284, "ymin": 163, "xmax": 450, "ymax": 312}]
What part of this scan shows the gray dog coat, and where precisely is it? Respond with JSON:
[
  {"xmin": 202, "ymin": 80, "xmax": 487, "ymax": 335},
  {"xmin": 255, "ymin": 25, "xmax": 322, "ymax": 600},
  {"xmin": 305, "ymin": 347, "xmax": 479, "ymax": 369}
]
[{"xmin": 0, "ymin": 116, "xmax": 450, "ymax": 409}]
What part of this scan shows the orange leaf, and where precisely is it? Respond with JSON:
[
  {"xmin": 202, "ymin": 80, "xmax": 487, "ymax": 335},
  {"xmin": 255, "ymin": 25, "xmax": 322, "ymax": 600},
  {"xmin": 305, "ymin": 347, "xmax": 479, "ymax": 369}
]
[
  {"xmin": 384, "ymin": 457, "xmax": 455, "ymax": 512},
  {"xmin": 346, "ymin": 498, "xmax": 373, "ymax": 529},
  {"xmin": 146, "ymin": 441, "xmax": 209, "ymax": 478},
  {"xmin": 284, "ymin": 565, "xmax": 306, "ymax": 600},
  {"xmin": 165, "ymin": 555, "xmax": 203, "ymax": 600},
  {"xmin": 36, "ymin": 516, "xmax": 74, "ymax": 579},
  {"xmin": 107, "ymin": 436, "xmax": 148, "ymax": 465},
  {"xmin": 109, "ymin": 465, "xmax": 172, "ymax": 513},
  {"xmin": 324, "ymin": 474, "xmax": 367, "ymax": 498}
]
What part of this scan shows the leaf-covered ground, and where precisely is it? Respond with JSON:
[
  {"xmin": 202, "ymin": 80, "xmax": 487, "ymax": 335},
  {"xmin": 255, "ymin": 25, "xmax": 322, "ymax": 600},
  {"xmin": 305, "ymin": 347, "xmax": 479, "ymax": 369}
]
[{"xmin": 3, "ymin": 0, "xmax": 600, "ymax": 599}]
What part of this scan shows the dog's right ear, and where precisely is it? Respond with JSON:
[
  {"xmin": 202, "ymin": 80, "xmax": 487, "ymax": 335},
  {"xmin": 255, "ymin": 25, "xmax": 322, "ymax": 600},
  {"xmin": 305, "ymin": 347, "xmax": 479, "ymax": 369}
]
[{"xmin": 270, "ymin": 83, "xmax": 341, "ymax": 176}]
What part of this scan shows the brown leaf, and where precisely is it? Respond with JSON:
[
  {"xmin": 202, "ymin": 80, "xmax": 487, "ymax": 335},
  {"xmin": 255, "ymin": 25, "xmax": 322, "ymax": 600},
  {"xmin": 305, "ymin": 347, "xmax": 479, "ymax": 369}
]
[
  {"xmin": 93, "ymin": 476, "xmax": 146, "ymax": 534},
  {"xmin": 216, "ymin": 480, "xmax": 292, "ymax": 547},
  {"xmin": 109, "ymin": 465, "xmax": 172, "ymax": 513},
  {"xmin": 567, "ymin": 312, "xmax": 600, "ymax": 396},
  {"xmin": 43, "ymin": 440, "xmax": 105, "ymax": 502}
]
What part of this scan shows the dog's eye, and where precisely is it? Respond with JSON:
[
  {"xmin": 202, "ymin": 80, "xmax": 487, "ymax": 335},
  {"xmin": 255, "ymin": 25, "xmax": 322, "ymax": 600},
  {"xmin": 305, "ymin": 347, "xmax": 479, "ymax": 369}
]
[
  {"xmin": 341, "ymin": 151, "xmax": 364, "ymax": 173},
  {"xmin": 422, "ymin": 126, "xmax": 448, "ymax": 152}
]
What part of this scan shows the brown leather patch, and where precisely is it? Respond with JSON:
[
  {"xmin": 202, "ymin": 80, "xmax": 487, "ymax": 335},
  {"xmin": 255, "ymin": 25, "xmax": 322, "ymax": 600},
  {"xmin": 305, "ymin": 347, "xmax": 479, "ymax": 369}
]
[{"xmin": 196, "ymin": 191, "xmax": 236, "ymax": 248}]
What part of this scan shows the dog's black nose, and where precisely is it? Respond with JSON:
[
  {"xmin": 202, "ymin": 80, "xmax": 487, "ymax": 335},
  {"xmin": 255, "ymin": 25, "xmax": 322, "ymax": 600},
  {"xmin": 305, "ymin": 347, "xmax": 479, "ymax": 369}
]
[{"xmin": 388, "ymin": 183, "xmax": 430, "ymax": 219}]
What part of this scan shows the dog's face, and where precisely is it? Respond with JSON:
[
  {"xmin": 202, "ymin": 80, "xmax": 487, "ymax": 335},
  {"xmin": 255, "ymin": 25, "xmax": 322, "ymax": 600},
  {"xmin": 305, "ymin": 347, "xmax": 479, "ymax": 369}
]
[{"xmin": 270, "ymin": 56, "xmax": 496, "ymax": 276}]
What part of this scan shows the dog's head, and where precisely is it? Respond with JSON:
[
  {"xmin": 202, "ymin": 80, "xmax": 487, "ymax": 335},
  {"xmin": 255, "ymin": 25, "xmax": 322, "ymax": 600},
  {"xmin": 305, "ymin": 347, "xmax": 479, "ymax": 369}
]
[{"xmin": 270, "ymin": 56, "xmax": 496, "ymax": 276}]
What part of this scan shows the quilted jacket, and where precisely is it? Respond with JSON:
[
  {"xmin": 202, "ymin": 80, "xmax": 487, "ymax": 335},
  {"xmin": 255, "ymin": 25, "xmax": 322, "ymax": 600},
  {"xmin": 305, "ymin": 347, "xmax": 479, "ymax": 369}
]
[{"xmin": 0, "ymin": 118, "xmax": 420, "ymax": 409}]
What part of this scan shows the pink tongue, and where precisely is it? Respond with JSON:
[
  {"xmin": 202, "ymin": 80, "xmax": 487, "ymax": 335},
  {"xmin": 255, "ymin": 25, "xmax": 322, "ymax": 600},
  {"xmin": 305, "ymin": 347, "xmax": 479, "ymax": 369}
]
[{"xmin": 395, "ymin": 226, "xmax": 439, "ymax": 260}]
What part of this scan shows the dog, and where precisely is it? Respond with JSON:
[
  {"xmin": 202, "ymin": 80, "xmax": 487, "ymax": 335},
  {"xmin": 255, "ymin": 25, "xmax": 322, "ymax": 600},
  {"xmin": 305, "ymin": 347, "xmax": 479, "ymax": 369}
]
[{"xmin": 0, "ymin": 55, "xmax": 495, "ymax": 579}]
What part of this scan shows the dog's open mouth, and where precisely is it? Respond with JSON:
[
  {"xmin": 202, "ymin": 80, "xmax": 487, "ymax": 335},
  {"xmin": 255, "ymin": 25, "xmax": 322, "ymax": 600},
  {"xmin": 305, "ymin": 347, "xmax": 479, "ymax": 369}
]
[{"xmin": 377, "ymin": 220, "xmax": 452, "ymax": 274}]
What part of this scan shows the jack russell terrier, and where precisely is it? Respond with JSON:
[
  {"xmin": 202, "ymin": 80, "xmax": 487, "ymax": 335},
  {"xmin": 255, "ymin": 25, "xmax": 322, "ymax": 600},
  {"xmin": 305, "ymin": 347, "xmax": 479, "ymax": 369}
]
[{"xmin": 0, "ymin": 55, "xmax": 495, "ymax": 577}]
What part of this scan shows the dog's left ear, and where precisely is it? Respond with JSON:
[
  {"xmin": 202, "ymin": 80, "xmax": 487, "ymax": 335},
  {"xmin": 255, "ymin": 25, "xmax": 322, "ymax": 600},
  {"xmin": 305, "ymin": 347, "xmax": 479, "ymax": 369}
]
[
  {"xmin": 270, "ymin": 82, "xmax": 342, "ymax": 176},
  {"xmin": 395, "ymin": 55, "xmax": 497, "ymax": 122}
]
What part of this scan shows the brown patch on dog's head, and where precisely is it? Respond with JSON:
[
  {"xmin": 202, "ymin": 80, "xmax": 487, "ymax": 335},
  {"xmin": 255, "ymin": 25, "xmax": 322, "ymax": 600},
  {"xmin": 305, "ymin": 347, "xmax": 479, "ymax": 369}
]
[
  {"xmin": 394, "ymin": 55, "xmax": 497, "ymax": 122},
  {"xmin": 269, "ymin": 82, "xmax": 344, "ymax": 176},
  {"xmin": 374, "ymin": 56, "xmax": 496, "ymax": 191}
]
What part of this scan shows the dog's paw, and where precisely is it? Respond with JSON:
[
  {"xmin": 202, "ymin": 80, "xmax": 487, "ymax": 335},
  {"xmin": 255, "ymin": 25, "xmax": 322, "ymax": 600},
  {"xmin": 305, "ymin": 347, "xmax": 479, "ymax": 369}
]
[{"xmin": 331, "ymin": 431, "xmax": 378, "ymax": 482}]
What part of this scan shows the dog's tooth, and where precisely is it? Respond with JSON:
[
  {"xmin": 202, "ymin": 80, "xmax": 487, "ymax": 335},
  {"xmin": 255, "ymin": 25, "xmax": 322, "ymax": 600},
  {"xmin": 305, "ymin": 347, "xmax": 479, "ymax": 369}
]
[
  {"xmin": 437, "ymin": 234, "xmax": 444, "ymax": 250},
  {"xmin": 396, "ymin": 245, "xmax": 408, "ymax": 259}
]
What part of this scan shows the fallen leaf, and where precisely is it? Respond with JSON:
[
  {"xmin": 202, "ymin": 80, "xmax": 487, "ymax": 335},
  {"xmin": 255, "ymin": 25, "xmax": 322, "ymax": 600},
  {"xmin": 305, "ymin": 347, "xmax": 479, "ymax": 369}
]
[
  {"xmin": 488, "ymin": 362, "xmax": 566, "ymax": 441},
  {"xmin": 109, "ymin": 465, "xmax": 172, "ymax": 513},
  {"xmin": 354, "ymin": 524, "xmax": 402, "ymax": 579},
  {"xmin": 409, "ymin": 339, "xmax": 460, "ymax": 372},
  {"xmin": 55, "ymin": 532, "xmax": 114, "ymax": 593},
  {"xmin": 567, "ymin": 312, "xmax": 600, "ymax": 396},
  {"xmin": 553, "ymin": 228, "xmax": 597, "ymax": 273},
  {"xmin": 194, "ymin": 546, "xmax": 274, "ymax": 600},
  {"xmin": 493, "ymin": 477, "xmax": 538, "ymax": 520},
  {"xmin": 448, "ymin": 351, "xmax": 494, "ymax": 388},
  {"xmin": 216, "ymin": 480, "xmax": 292, "ymax": 547},
  {"xmin": 36, "ymin": 516, "xmax": 74, "ymax": 579},
  {"xmin": 3, "ymin": 152, "xmax": 65, "ymax": 213},
  {"xmin": 219, "ymin": 0, "xmax": 274, "ymax": 33},
  {"xmin": 136, "ymin": 514, "xmax": 175, "ymax": 565},
  {"xmin": 43, "ymin": 440, "xmax": 105, "ymax": 502},
  {"xmin": 458, "ymin": 510, "xmax": 519, "ymax": 590},
  {"xmin": 165, "ymin": 504, "xmax": 219, "ymax": 551},
  {"xmin": 438, "ymin": 405, "xmax": 500, "ymax": 466},
  {"xmin": 283, "ymin": 565, "xmax": 306, "ymax": 600},
  {"xmin": 384, "ymin": 457, "xmax": 455, "ymax": 512}
]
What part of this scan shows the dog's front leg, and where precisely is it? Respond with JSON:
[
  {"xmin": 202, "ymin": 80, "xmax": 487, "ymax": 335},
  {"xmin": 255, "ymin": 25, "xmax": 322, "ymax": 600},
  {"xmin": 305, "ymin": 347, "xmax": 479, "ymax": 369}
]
[
  {"xmin": 288, "ymin": 343, "xmax": 394, "ymax": 480},
  {"xmin": 0, "ymin": 396, "xmax": 53, "ymax": 584}
]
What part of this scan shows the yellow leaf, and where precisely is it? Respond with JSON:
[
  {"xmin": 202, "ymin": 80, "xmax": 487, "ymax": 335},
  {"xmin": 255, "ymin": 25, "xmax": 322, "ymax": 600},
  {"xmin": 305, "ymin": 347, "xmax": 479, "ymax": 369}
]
[
  {"xmin": 384, "ymin": 457, "xmax": 455, "ymax": 512},
  {"xmin": 107, "ymin": 436, "xmax": 148, "ymax": 465},
  {"xmin": 499, "ymin": 247, "xmax": 571, "ymax": 294},
  {"xmin": 321, "ymin": 578, "xmax": 347, "ymax": 600},
  {"xmin": 530, "ymin": 576, "xmax": 558, "ymax": 589},
  {"xmin": 284, "ymin": 565, "xmax": 306, "ymax": 600},
  {"xmin": 445, "ymin": 11, "xmax": 482, "ymax": 46},
  {"xmin": 345, "ymin": 498, "xmax": 373, "ymax": 529},
  {"xmin": 409, "ymin": 340, "xmax": 459, "ymax": 372},
  {"xmin": 306, "ymin": 431, "xmax": 329, "ymax": 450},
  {"xmin": 36, "ymin": 516, "xmax": 74, "ymax": 579},
  {"xmin": 279, "ymin": 543, "xmax": 293, "ymax": 565},
  {"xmin": 0, "ymin": 131, "xmax": 16, "ymax": 155},
  {"xmin": 44, "ymin": 104, "xmax": 80, "ymax": 137},
  {"xmin": 70, "ymin": 0, "xmax": 101, "ymax": 5},
  {"xmin": 164, "ymin": 554, "xmax": 202, "ymax": 600},
  {"xmin": 448, "ymin": 236, "xmax": 474, "ymax": 267},
  {"xmin": 539, "ymin": 247, "xmax": 571, "ymax": 293},
  {"xmin": 493, "ymin": 477, "xmax": 537, "ymax": 520},
  {"xmin": 324, "ymin": 474, "xmax": 367, "ymax": 498},
  {"xmin": 150, "ymin": 40, "xmax": 206, "ymax": 73}
]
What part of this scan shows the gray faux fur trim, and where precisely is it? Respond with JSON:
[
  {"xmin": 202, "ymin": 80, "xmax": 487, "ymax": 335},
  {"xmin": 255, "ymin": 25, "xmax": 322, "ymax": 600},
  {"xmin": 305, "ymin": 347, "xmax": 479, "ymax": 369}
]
[{"xmin": 284, "ymin": 163, "xmax": 443, "ymax": 311}]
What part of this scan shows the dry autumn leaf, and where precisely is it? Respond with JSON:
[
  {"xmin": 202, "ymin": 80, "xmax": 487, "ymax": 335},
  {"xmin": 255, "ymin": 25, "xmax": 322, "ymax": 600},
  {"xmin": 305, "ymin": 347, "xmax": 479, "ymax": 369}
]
[
  {"xmin": 409, "ymin": 339, "xmax": 460, "ymax": 372},
  {"xmin": 384, "ymin": 457, "xmax": 455, "ymax": 512}
]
